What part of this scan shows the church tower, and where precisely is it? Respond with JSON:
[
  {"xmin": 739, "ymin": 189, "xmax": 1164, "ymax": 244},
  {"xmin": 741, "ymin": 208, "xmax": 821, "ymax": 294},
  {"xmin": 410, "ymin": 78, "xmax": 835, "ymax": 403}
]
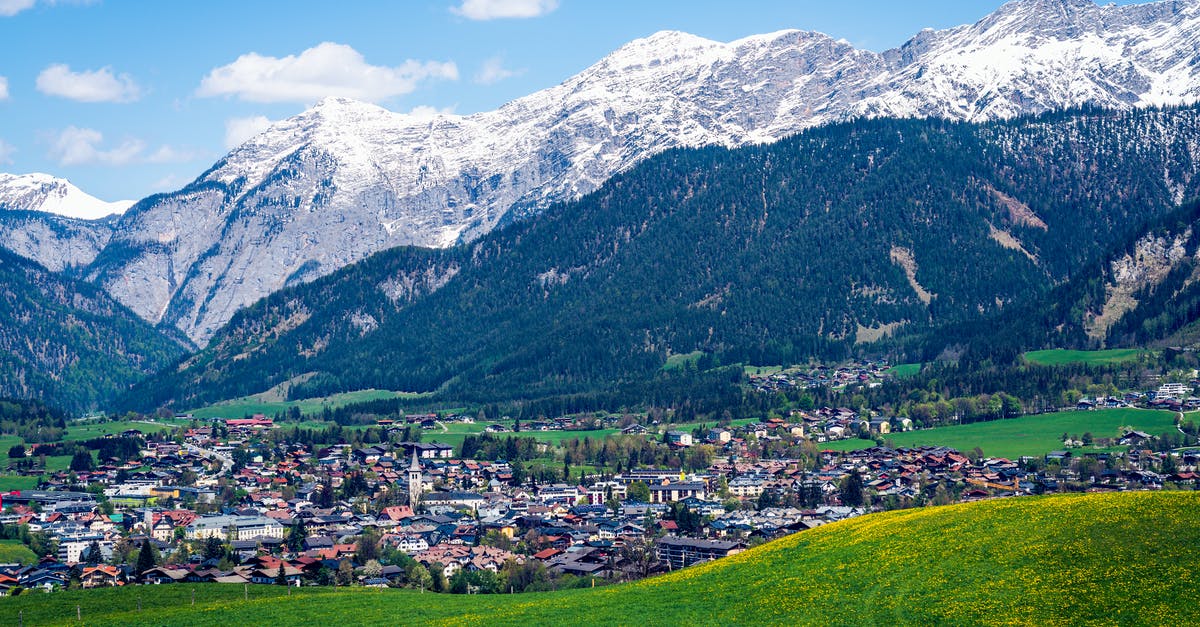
[{"xmin": 408, "ymin": 448, "xmax": 422, "ymax": 510}]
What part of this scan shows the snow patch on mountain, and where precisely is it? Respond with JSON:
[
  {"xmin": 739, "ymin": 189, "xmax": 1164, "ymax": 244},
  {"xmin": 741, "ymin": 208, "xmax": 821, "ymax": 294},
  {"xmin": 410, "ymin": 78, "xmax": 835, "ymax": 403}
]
[
  {"xmin": 75, "ymin": 0, "xmax": 1200, "ymax": 344},
  {"xmin": 0, "ymin": 173, "xmax": 133, "ymax": 220}
]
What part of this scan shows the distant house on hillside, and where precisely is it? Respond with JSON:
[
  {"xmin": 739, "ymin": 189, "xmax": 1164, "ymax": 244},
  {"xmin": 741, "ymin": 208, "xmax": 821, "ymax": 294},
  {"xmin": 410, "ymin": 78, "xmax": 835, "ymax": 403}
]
[{"xmin": 666, "ymin": 431, "xmax": 693, "ymax": 447}]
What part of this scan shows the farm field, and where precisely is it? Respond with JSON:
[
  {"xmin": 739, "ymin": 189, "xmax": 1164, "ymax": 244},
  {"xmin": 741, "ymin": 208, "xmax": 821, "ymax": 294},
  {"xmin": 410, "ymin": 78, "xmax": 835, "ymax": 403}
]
[
  {"xmin": 423, "ymin": 423, "xmax": 621, "ymax": 452},
  {"xmin": 661, "ymin": 351, "xmax": 706, "ymax": 371},
  {"xmin": 424, "ymin": 417, "xmax": 754, "ymax": 453},
  {"xmin": 886, "ymin": 363, "xmax": 922, "ymax": 378},
  {"xmin": 0, "ymin": 474, "xmax": 38, "ymax": 491},
  {"xmin": 817, "ymin": 438, "xmax": 877, "ymax": 452},
  {"xmin": 1022, "ymin": 348, "xmax": 1149, "ymax": 366},
  {"xmin": 187, "ymin": 389, "xmax": 425, "ymax": 421},
  {"xmin": 882, "ymin": 408, "xmax": 1177, "ymax": 458},
  {"xmin": 0, "ymin": 539, "xmax": 38, "ymax": 565},
  {"xmin": 3, "ymin": 492, "xmax": 1197, "ymax": 626},
  {"xmin": 63, "ymin": 419, "xmax": 181, "ymax": 441},
  {"xmin": 743, "ymin": 364, "xmax": 785, "ymax": 376}
]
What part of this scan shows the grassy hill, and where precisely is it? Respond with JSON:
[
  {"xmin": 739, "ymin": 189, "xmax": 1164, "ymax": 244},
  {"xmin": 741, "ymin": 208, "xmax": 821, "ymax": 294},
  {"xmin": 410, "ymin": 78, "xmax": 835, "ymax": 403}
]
[
  {"xmin": 1022, "ymin": 348, "xmax": 1149, "ymax": 366},
  {"xmin": 5, "ymin": 491, "xmax": 1197, "ymax": 625},
  {"xmin": 0, "ymin": 540, "xmax": 37, "ymax": 566},
  {"xmin": 186, "ymin": 389, "xmax": 425, "ymax": 421},
  {"xmin": 882, "ymin": 408, "xmax": 1179, "ymax": 458},
  {"xmin": 820, "ymin": 408, "xmax": 1178, "ymax": 458}
]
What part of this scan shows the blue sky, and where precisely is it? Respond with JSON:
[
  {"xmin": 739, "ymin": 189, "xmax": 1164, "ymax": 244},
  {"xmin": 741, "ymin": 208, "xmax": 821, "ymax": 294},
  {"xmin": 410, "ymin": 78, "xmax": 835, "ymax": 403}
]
[{"xmin": 0, "ymin": 0, "xmax": 1146, "ymax": 201}]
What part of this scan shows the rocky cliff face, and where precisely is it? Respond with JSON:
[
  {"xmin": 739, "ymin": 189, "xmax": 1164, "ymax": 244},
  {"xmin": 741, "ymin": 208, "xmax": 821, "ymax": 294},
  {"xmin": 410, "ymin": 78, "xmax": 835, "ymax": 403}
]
[
  {"xmin": 49, "ymin": 0, "xmax": 1200, "ymax": 344},
  {"xmin": 0, "ymin": 173, "xmax": 127, "ymax": 272}
]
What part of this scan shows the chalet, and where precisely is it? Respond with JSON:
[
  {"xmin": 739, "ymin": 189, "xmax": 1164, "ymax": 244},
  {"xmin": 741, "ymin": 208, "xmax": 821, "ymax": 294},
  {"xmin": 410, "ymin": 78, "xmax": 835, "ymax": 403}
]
[
  {"xmin": 666, "ymin": 431, "xmax": 694, "ymax": 447},
  {"xmin": 705, "ymin": 428, "xmax": 732, "ymax": 444},
  {"xmin": 141, "ymin": 566, "xmax": 188, "ymax": 584},
  {"xmin": 81, "ymin": 565, "xmax": 123, "ymax": 588},
  {"xmin": 249, "ymin": 565, "xmax": 303, "ymax": 585},
  {"xmin": 354, "ymin": 446, "xmax": 388, "ymax": 465},
  {"xmin": 657, "ymin": 537, "xmax": 745, "ymax": 570},
  {"xmin": 392, "ymin": 533, "xmax": 430, "ymax": 554},
  {"xmin": 647, "ymin": 481, "xmax": 707, "ymax": 504},
  {"xmin": 1120, "ymin": 430, "xmax": 1154, "ymax": 446},
  {"xmin": 398, "ymin": 442, "xmax": 455, "ymax": 460}
]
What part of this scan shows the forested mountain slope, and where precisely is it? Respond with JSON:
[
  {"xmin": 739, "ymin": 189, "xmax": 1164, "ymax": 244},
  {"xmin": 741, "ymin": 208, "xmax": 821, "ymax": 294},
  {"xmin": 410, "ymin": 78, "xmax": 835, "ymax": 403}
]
[
  {"xmin": 134, "ymin": 107, "xmax": 1200, "ymax": 411},
  {"xmin": 0, "ymin": 249, "xmax": 188, "ymax": 412},
  {"xmin": 61, "ymin": 0, "xmax": 1200, "ymax": 345}
]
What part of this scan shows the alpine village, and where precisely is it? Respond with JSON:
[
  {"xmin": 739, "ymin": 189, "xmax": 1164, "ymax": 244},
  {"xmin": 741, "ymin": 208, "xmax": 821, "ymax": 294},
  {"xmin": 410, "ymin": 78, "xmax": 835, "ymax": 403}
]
[{"xmin": 1, "ymin": 1, "xmax": 1199, "ymax": 625}]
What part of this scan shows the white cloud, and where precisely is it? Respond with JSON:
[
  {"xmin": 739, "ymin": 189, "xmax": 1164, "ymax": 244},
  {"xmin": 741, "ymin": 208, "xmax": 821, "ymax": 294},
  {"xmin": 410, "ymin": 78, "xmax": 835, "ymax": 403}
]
[
  {"xmin": 0, "ymin": 0, "xmax": 35, "ymax": 17},
  {"xmin": 48, "ymin": 126, "xmax": 195, "ymax": 166},
  {"xmin": 1, "ymin": 0, "xmax": 95, "ymax": 18},
  {"xmin": 196, "ymin": 42, "xmax": 458, "ymax": 104},
  {"xmin": 50, "ymin": 127, "xmax": 143, "ymax": 165},
  {"xmin": 151, "ymin": 173, "xmax": 188, "ymax": 191},
  {"xmin": 406, "ymin": 105, "xmax": 457, "ymax": 119},
  {"xmin": 452, "ymin": 0, "xmax": 558, "ymax": 20},
  {"xmin": 145, "ymin": 145, "xmax": 200, "ymax": 164},
  {"xmin": 224, "ymin": 115, "xmax": 273, "ymax": 149},
  {"xmin": 36, "ymin": 63, "xmax": 142, "ymax": 103},
  {"xmin": 0, "ymin": 138, "xmax": 15, "ymax": 164},
  {"xmin": 474, "ymin": 56, "xmax": 523, "ymax": 85},
  {"xmin": 0, "ymin": 76, "xmax": 8, "ymax": 100}
]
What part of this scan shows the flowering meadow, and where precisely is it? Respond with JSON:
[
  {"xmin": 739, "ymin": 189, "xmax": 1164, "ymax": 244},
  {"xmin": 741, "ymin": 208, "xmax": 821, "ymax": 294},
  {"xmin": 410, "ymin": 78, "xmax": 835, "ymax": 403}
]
[{"xmin": 5, "ymin": 491, "xmax": 1198, "ymax": 625}]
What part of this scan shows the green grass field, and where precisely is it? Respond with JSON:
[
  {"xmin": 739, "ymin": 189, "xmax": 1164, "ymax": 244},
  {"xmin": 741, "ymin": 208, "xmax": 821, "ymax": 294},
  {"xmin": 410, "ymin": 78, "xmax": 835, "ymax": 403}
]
[
  {"xmin": 0, "ymin": 539, "xmax": 38, "ymax": 566},
  {"xmin": 743, "ymin": 364, "xmax": 785, "ymax": 376},
  {"xmin": 817, "ymin": 438, "xmax": 878, "ymax": 452},
  {"xmin": 1022, "ymin": 348, "xmax": 1149, "ymax": 366},
  {"xmin": 883, "ymin": 408, "xmax": 1177, "ymax": 458},
  {"xmin": 661, "ymin": 351, "xmax": 706, "ymax": 371},
  {"xmin": 187, "ymin": 389, "xmax": 425, "ymax": 420},
  {"xmin": 425, "ymin": 416, "xmax": 756, "ymax": 454},
  {"xmin": 886, "ymin": 362, "xmax": 922, "ymax": 378},
  {"xmin": 423, "ymin": 424, "xmax": 621, "ymax": 452},
  {"xmin": 63, "ymin": 419, "xmax": 181, "ymax": 441},
  {"xmin": 0, "ymin": 474, "xmax": 39, "ymax": 491},
  {"xmin": 3, "ymin": 492, "xmax": 1196, "ymax": 626}
]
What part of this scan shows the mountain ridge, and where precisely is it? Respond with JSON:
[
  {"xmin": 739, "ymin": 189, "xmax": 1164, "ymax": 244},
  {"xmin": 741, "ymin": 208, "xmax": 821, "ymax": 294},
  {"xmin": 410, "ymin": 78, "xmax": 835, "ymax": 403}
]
[
  {"xmin": 45, "ymin": 0, "xmax": 1200, "ymax": 345},
  {"xmin": 132, "ymin": 105, "xmax": 1200, "ymax": 411},
  {"xmin": 0, "ymin": 173, "xmax": 134, "ymax": 220},
  {"xmin": 0, "ymin": 248, "xmax": 189, "ymax": 412}
]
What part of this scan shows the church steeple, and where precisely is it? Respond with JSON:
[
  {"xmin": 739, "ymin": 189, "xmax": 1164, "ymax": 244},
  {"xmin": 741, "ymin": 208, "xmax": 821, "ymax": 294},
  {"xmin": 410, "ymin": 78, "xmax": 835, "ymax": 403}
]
[{"xmin": 408, "ymin": 448, "xmax": 422, "ymax": 510}]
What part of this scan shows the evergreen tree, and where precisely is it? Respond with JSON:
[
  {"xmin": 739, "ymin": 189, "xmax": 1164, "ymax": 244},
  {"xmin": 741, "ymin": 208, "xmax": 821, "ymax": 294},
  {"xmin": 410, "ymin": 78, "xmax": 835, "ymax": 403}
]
[
  {"xmin": 288, "ymin": 518, "xmax": 308, "ymax": 552},
  {"xmin": 840, "ymin": 470, "xmax": 865, "ymax": 507},
  {"xmin": 135, "ymin": 540, "xmax": 157, "ymax": 575},
  {"xmin": 82, "ymin": 540, "xmax": 103, "ymax": 564}
]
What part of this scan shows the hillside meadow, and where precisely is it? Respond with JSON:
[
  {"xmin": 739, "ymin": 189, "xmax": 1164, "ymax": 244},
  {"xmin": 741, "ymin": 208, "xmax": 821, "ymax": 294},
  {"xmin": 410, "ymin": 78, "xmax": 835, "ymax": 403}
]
[
  {"xmin": 827, "ymin": 408, "xmax": 1178, "ymax": 458},
  {"xmin": 3, "ymin": 491, "xmax": 1197, "ymax": 626},
  {"xmin": 1022, "ymin": 348, "xmax": 1150, "ymax": 366}
]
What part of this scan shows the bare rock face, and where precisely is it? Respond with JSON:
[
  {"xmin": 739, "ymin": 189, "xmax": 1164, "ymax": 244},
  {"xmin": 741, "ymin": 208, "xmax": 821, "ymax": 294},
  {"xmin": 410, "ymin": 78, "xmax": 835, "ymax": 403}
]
[
  {"xmin": 0, "ymin": 212, "xmax": 114, "ymax": 273},
  {"xmin": 35, "ymin": 0, "xmax": 1200, "ymax": 344},
  {"xmin": 0, "ymin": 173, "xmax": 127, "ymax": 272}
]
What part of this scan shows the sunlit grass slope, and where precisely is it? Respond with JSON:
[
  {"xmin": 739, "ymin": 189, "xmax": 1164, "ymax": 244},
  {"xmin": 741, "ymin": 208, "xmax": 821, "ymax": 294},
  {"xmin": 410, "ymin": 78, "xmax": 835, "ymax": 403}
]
[{"xmin": 4, "ymin": 492, "xmax": 1197, "ymax": 626}]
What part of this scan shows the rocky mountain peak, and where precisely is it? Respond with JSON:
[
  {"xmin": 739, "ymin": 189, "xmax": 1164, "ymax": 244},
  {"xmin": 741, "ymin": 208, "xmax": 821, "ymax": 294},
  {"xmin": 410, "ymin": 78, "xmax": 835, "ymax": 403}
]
[{"xmin": 16, "ymin": 0, "xmax": 1200, "ymax": 346}]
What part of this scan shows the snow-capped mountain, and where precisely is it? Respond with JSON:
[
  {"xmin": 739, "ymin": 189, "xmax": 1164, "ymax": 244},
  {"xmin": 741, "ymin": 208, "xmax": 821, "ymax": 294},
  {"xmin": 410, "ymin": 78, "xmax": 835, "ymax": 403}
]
[
  {"xmin": 74, "ymin": 0, "xmax": 1200, "ymax": 344},
  {"xmin": 0, "ymin": 173, "xmax": 133, "ymax": 220},
  {"xmin": 0, "ymin": 173, "xmax": 125, "ymax": 271}
]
